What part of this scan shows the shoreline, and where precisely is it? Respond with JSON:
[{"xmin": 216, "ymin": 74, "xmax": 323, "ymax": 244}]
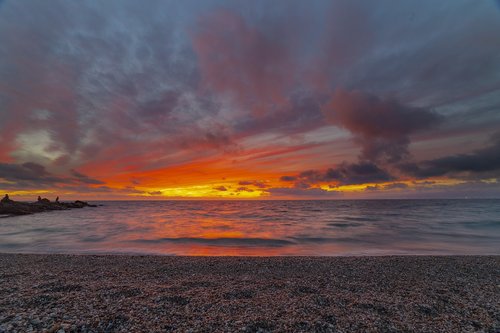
[
  {"xmin": 1, "ymin": 254, "xmax": 499, "ymax": 332},
  {"xmin": 2, "ymin": 252, "xmax": 500, "ymax": 257}
]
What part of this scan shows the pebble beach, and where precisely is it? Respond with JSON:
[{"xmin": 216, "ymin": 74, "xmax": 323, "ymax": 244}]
[{"xmin": 0, "ymin": 254, "xmax": 499, "ymax": 332}]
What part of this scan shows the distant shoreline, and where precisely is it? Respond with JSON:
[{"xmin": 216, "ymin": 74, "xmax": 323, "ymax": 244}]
[{"xmin": 1, "ymin": 254, "xmax": 498, "ymax": 332}]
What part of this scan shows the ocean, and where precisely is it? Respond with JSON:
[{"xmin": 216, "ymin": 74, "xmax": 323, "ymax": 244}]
[{"xmin": 1, "ymin": 200, "xmax": 499, "ymax": 256}]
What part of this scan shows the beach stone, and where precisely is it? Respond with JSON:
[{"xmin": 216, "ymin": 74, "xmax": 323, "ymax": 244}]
[{"xmin": 0, "ymin": 255, "xmax": 499, "ymax": 332}]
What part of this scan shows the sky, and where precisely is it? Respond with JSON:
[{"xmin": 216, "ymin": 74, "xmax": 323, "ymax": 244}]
[{"xmin": 0, "ymin": 0, "xmax": 500, "ymax": 200}]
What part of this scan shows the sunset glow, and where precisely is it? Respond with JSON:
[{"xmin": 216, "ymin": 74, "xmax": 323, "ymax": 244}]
[
  {"xmin": 0, "ymin": 0, "xmax": 499, "ymax": 200},
  {"xmin": 1, "ymin": 3, "xmax": 500, "ymax": 332}
]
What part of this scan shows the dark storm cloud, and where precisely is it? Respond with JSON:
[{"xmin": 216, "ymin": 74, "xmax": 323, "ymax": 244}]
[
  {"xmin": 401, "ymin": 133, "xmax": 500, "ymax": 178},
  {"xmin": 281, "ymin": 161, "xmax": 393, "ymax": 187},
  {"xmin": 284, "ymin": 130, "xmax": 500, "ymax": 192},
  {"xmin": 322, "ymin": 89, "xmax": 442, "ymax": 163},
  {"xmin": 0, "ymin": 162, "xmax": 62, "ymax": 185},
  {"xmin": 0, "ymin": 162, "xmax": 105, "ymax": 189},
  {"xmin": 286, "ymin": 87, "xmax": 441, "ymax": 191},
  {"xmin": 325, "ymin": 162, "xmax": 394, "ymax": 185}
]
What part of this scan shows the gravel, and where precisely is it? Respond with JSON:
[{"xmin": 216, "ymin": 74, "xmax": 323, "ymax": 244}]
[{"xmin": 0, "ymin": 254, "xmax": 498, "ymax": 332}]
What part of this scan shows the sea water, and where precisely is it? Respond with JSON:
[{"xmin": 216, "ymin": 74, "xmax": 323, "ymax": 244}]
[{"xmin": 0, "ymin": 200, "xmax": 499, "ymax": 256}]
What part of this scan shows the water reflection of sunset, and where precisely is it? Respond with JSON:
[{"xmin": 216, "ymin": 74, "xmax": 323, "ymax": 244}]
[
  {"xmin": 1, "ymin": 200, "xmax": 499, "ymax": 255},
  {"xmin": 8, "ymin": 200, "xmax": 485, "ymax": 256}
]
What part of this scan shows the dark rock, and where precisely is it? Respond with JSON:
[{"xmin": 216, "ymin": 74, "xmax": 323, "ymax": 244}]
[
  {"xmin": 73, "ymin": 200, "xmax": 97, "ymax": 208},
  {"xmin": 1, "ymin": 194, "xmax": 13, "ymax": 204},
  {"xmin": 37, "ymin": 196, "xmax": 51, "ymax": 204},
  {"xmin": 0, "ymin": 194, "xmax": 98, "ymax": 217},
  {"xmin": 0, "ymin": 202, "xmax": 33, "ymax": 216}
]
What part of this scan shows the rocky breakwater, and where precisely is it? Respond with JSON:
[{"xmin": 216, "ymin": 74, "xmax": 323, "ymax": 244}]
[{"xmin": 0, "ymin": 194, "xmax": 98, "ymax": 217}]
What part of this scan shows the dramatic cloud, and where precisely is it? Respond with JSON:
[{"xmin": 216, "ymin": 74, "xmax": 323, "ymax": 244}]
[
  {"xmin": 0, "ymin": 0, "xmax": 499, "ymax": 198},
  {"xmin": 401, "ymin": 132, "xmax": 500, "ymax": 179},
  {"xmin": 0, "ymin": 162, "xmax": 62, "ymax": 185},
  {"xmin": 0, "ymin": 162, "xmax": 104, "ymax": 189},
  {"xmin": 238, "ymin": 180, "xmax": 268, "ymax": 188},
  {"xmin": 281, "ymin": 161, "xmax": 393, "ymax": 187},
  {"xmin": 191, "ymin": 8, "xmax": 296, "ymax": 116},
  {"xmin": 322, "ymin": 89, "xmax": 441, "ymax": 163},
  {"xmin": 326, "ymin": 162, "xmax": 394, "ymax": 185},
  {"xmin": 0, "ymin": 0, "xmax": 225, "ymax": 167}
]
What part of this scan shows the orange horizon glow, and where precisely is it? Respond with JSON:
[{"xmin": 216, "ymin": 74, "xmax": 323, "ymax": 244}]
[
  {"xmin": 2, "ymin": 170, "xmax": 468, "ymax": 201},
  {"xmin": 1, "ymin": 1, "xmax": 499, "ymax": 201}
]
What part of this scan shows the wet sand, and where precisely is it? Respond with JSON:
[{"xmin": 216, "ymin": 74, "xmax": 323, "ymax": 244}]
[{"xmin": 0, "ymin": 254, "xmax": 498, "ymax": 332}]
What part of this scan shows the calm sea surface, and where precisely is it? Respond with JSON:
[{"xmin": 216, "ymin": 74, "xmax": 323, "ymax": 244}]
[{"xmin": 1, "ymin": 200, "xmax": 499, "ymax": 256}]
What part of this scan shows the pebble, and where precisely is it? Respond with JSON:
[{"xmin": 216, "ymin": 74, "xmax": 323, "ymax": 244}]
[{"xmin": 0, "ymin": 254, "xmax": 498, "ymax": 332}]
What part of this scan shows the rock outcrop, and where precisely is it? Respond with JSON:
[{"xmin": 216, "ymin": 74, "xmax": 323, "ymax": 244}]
[
  {"xmin": 0, "ymin": 195, "xmax": 98, "ymax": 217},
  {"xmin": 1, "ymin": 194, "xmax": 13, "ymax": 204}
]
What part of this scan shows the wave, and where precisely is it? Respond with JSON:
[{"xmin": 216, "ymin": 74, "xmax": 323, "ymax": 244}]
[{"xmin": 129, "ymin": 237, "xmax": 295, "ymax": 247}]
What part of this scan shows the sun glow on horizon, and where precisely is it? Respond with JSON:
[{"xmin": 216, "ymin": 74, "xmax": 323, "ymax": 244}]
[
  {"xmin": 1, "ymin": 0, "xmax": 499, "ymax": 199},
  {"xmin": 0, "ymin": 174, "xmax": 475, "ymax": 201}
]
